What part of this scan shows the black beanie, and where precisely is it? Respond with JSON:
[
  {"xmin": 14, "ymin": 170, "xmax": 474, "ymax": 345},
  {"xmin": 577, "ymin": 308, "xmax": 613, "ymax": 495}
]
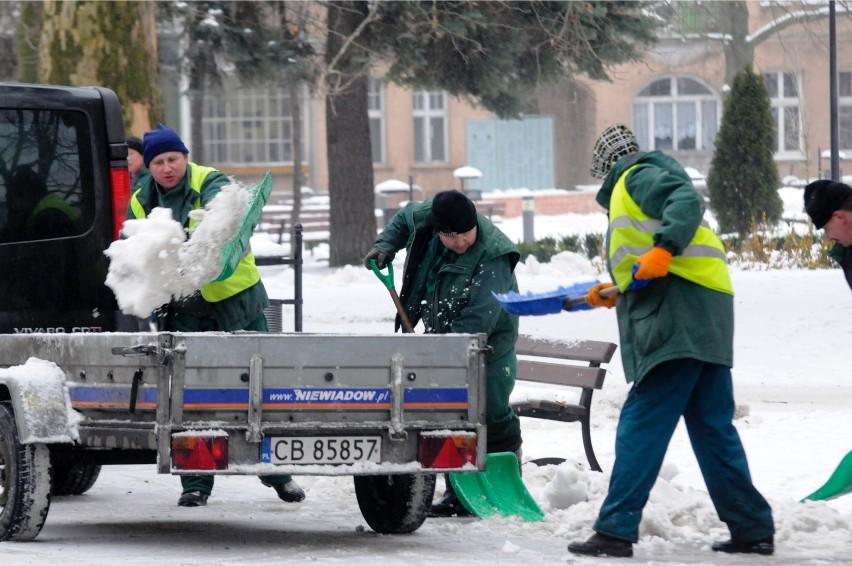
[
  {"xmin": 804, "ymin": 179, "xmax": 852, "ymax": 229},
  {"xmin": 126, "ymin": 136, "xmax": 143, "ymax": 154},
  {"xmin": 431, "ymin": 190, "xmax": 478, "ymax": 234}
]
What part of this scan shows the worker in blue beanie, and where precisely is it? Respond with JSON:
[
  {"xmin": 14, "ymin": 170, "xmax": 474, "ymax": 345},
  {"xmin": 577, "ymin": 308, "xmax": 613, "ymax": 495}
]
[{"xmin": 128, "ymin": 124, "xmax": 305, "ymax": 508}]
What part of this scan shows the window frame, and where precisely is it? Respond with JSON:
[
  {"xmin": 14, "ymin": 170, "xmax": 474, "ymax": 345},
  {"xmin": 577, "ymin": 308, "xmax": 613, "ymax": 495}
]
[
  {"xmin": 632, "ymin": 75, "xmax": 720, "ymax": 152},
  {"xmin": 839, "ymin": 70, "xmax": 852, "ymax": 152},
  {"xmin": 764, "ymin": 70, "xmax": 804, "ymax": 159},
  {"xmin": 0, "ymin": 108, "xmax": 93, "ymax": 243},
  {"xmin": 368, "ymin": 77, "xmax": 386, "ymax": 165},
  {"xmin": 412, "ymin": 90, "xmax": 448, "ymax": 164},
  {"xmin": 201, "ymin": 80, "xmax": 306, "ymax": 166}
]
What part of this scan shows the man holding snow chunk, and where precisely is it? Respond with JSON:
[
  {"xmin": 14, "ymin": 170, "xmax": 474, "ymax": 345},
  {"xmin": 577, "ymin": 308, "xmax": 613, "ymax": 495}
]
[
  {"xmin": 126, "ymin": 124, "xmax": 305, "ymax": 508},
  {"xmin": 567, "ymin": 124, "xmax": 774, "ymax": 558}
]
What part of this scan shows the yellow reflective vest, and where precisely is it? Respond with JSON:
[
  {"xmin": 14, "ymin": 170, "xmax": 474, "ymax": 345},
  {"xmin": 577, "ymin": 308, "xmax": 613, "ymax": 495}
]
[
  {"xmin": 129, "ymin": 163, "xmax": 260, "ymax": 303},
  {"xmin": 608, "ymin": 165, "xmax": 733, "ymax": 295}
]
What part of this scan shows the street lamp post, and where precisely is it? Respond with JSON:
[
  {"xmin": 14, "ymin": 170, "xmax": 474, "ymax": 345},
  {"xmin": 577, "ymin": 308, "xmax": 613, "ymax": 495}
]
[{"xmin": 830, "ymin": 0, "xmax": 840, "ymax": 180}]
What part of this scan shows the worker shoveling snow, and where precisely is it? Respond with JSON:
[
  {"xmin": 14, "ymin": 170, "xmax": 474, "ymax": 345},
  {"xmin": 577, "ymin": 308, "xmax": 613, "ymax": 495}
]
[{"xmin": 104, "ymin": 183, "xmax": 250, "ymax": 318}]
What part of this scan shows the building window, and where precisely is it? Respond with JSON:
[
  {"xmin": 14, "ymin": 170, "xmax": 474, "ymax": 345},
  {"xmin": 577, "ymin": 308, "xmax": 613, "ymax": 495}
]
[
  {"xmin": 413, "ymin": 90, "xmax": 447, "ymax": 163},
  {"xmin": 764, "ymin": 71, "xmax": 803, "ymax": 156},
  {"xmin": 839, "ymin": 71, "xmax": 852, "ymax": 151},
  {"xmin": 202, "ymin": 82, "xmax": 304, "ymax": 166},
  {"xmin": 656, "ymin": 1, "xmax": 722, "ymax": 35},
  {"xmin": 368, "ymin": 77, "xmax": 386, "ymax": 164},
  {"xmin": 632, "ymin": 76, "xmax": 719, "ymax": 152}
]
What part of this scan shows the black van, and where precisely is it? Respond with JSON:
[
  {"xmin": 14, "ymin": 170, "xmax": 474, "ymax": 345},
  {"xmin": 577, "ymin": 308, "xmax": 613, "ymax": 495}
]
[{"xmin": 0, "ymin": 83, "xmax": 132, "ymax": 333}]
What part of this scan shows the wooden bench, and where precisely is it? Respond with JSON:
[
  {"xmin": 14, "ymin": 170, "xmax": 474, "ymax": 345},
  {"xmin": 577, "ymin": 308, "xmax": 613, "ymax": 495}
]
[
  {"xmin": 257, "ymin": 202, "xmax": 330, "ymax": 251},
  {"xmin": 474, "ymin": 200, "xmax": 506, "ymax": 220},
  {"xmin": 512, "ymin": 334, "xmax": 618, "ymax": 472}
]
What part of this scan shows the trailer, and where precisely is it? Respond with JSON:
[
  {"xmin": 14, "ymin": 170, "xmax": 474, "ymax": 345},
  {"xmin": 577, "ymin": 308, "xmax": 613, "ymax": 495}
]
[{"xmin": 0, "ymin": 331, "xmax": 487, "ymax": 540}]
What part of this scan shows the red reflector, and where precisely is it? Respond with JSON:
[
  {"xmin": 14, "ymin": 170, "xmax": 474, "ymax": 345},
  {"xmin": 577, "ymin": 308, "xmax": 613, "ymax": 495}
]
[
  {"xmin": 418, "ymin": 434, "xmax": 477, "ymax": 469},
  {"xmin": 110, "ymin": 166, "xmax": 131, "ymax": 240},
  {"xmin": 172, "ymin": 435, "xmax": 229, "ymax": 470}
]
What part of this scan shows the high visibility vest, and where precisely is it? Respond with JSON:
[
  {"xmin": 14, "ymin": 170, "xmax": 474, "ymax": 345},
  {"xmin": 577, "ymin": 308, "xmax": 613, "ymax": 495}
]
[
  {"xmin": 129, "ymin": 163, "xmax": 260, "ymax": 303},
  {"xmin": 26, "ymin": 193, "xmax": 81, "ymax": 229},
  {"xmin": 608, "ymin": 165, "xmax": 733, "ymax": 295}
]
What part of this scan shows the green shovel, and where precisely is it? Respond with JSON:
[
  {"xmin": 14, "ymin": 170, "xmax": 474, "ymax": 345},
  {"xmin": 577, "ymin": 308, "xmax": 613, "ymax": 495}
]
[
  {"xmin": 370, "ymin": 260, "xmax": 544, "ymax": 522},
  {"xmin": 370, "ymin": 259, "xmax": 415, "ymax": 333}
]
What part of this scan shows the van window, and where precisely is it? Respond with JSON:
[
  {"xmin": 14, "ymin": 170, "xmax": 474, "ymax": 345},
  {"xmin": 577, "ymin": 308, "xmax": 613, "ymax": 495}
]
[{"xmin": 0, "ymin": 109, "xmax": 94, "ymax": 243}]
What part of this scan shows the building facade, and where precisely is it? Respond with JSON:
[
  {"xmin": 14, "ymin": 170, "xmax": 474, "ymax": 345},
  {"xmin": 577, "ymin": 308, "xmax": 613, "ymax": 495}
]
[{"xmin": 167, "ymin": 2, "xmax": 852, "ymax": 208}]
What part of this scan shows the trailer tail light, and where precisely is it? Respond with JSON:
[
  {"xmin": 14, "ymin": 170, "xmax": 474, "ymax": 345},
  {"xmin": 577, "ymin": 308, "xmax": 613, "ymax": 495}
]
[
  {"xmin": 418, "ymin": 432, "xmax": 477, "ymax": 469},
  {"xmin": 172, "ymin": 434, "xmax": 229, "ymax": 471},
  {"xmin": 110, "ymin": 165, "xmax": 131, "ymax": 240}
]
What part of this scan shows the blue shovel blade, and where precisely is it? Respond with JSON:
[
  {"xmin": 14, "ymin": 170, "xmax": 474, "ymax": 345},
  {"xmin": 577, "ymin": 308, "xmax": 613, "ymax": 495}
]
[{"xmin": 492, "ymin": 280, "xmax": 599, "ymax": 315}]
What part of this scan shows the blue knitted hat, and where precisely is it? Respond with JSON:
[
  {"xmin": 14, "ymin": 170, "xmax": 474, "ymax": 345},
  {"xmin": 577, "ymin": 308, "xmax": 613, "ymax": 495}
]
[{"xmin": 143, "ymin": 124, "xmax": 189, "ymax": 167}]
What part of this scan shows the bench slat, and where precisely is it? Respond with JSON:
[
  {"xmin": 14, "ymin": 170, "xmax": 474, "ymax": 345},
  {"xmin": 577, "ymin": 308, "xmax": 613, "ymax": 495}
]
[
  {"xmin": 517, "ymin": 360, "xmax": 606, "ymax": 389},
  {"xmin": 512, "ymin": 400, "xmax": 586, "ymax": 423},
  {"xmin": 516, "ymin": 335, "xmax": 617, "ymax": 364},
  {"xmin": 513, "ymin": 335, "xmax": 617, "ymax": 473}
]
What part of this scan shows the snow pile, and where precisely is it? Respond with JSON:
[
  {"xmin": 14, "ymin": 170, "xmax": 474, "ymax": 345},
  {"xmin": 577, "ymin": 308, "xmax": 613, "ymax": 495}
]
[{"xmin": 104, "ymin": 184, "xmax": 249, "ymax": 317}]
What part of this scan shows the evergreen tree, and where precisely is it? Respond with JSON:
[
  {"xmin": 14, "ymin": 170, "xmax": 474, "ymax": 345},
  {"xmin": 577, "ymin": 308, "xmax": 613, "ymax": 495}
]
[
  {"xmin": 367, "ymin": 1, "xmax": 659, "ymax": 119},
  {"xmin": 24, "ymin": 0, "xmax": 162, "ymax": 132},
  {"xmin": 323, "ymin": 0, "xmax": 658, "ymax": 266},
  {"xmin": 707, "ymin": 67, "xmax": 782, "ymax": 237}
]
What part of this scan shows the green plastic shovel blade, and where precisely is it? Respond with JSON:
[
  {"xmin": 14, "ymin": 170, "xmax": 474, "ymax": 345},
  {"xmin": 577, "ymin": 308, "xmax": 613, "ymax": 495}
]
[
  {"xmin": 213, "ymin": 170, "xmax": 274, "ymax": 282},
  {"xmin": 449, "ymin": 452, "xmax": 545, "ymax": 522},
  {"xmin": 800, "ymin": 450, "xmax": 852, "ymax": 502}
]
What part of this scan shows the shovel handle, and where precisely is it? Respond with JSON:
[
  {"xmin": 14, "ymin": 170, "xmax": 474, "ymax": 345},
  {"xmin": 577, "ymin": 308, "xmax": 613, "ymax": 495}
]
[
  {"xmin": 562, "ymin": 284, "xmax": 620, "ymax": 309},
  {"xmin": 390, "ymin": 288, "xmax": 415, "ymax": 334},
  {"xmin": 370, "ymin": 259, "xmax": 415, "ymax": 333},
  {"xmin": 370, "ymin": 259, "xmax": 395, "ymax": 289}
]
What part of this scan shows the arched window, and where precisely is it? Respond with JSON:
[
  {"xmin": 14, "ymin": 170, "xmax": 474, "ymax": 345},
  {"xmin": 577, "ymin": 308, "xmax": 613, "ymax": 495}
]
[{"xmin": 632, "ymin": 76, "xmax": 719, "ymax": 151}]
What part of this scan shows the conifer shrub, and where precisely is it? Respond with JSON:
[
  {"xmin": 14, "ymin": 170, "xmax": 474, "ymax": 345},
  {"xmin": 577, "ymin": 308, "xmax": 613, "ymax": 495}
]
[{"xmin": 707, "ymin": 68, "xmax": 783, "ymax": 237}]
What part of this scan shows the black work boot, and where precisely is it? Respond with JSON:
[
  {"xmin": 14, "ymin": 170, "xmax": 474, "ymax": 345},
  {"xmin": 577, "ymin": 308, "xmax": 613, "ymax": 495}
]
[
  {"xmin": 177, "ymin": 490, "xmax": 209, "ymax": 507},
  {"xmin": 263, "ymin": 479, "xmax": 306, "ymax": 503},
  {"xmin": 568, "ymin": 532, "xmax": 633, "ymax": 558},
  {"xmin": 712, "ymin": 536, "xmax": 774, "ymax": 555},
  {"xmin": 428, "ymin": 475, "xmax": 472, "ymax": 517}
]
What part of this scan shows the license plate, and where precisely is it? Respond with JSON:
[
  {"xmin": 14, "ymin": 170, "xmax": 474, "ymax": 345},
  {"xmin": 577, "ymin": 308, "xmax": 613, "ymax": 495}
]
[{"xmin": 263, "ymin": 436, "xmax": 382, "ymax": 465}]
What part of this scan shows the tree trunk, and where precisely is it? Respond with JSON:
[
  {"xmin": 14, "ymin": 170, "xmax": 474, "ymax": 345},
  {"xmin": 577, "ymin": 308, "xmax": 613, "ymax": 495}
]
[
  {"xmin": 720, "ymin": 1, "xmax": 754, "ymax": 86},
  {"xmin": 326, "ymin": 2, "xmax": 376, "ymax": 267},
  {"xmin": 38, "ymin": 0, "xmax": 162, "ymax": 133},
  {"xmin": 187, "ymin": 6, "xmax": 208, "ymax": 163}
]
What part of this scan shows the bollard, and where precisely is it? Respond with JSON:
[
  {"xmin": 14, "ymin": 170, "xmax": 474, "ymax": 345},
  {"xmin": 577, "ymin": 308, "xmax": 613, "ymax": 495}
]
[{"xmin": 522, "ymin": 196, "xmax": 535, "ymax": 243}]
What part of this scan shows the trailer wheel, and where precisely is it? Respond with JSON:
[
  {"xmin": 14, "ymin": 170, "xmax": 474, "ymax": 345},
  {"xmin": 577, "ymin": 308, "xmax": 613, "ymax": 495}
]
[
  {"xmin": 0, "ymin": 402, "xmax": 52, "ymax": 541},
  {"xmin": 51, "ymin": 461, "xmax": 101, "ymax": 496},
  {"xmin": 354, "ymin": 473, "xmax": 436, "ymax": 534}
]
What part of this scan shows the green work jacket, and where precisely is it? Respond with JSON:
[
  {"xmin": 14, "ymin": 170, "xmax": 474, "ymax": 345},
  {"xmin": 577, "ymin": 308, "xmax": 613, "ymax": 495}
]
[
  {"xmin": 597, "ymin": 151, "xmax": 735, "ymax": 384},
  {"xmin": 371, "ymin": 199, "xmax": 520, "ymax": 361},
  {"xmin": 126, "ymin": 162, "xmax": 267, "ymax": 330}
]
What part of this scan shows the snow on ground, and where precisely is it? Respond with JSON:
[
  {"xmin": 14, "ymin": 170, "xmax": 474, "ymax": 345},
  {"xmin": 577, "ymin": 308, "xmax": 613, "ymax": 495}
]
[{"xmin": 3, "ymin": 197, "xmax": 850, "ymax": 565}]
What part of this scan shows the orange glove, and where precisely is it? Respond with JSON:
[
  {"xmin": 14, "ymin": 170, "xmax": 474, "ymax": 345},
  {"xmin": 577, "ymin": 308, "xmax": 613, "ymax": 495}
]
[
  {"xmin": 585, "ymin": 282, "xmax": 618, "ymax": 308},
  {"xmin": 633, "ymin": 247, "xmax": 673, "ymax": 280}
]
